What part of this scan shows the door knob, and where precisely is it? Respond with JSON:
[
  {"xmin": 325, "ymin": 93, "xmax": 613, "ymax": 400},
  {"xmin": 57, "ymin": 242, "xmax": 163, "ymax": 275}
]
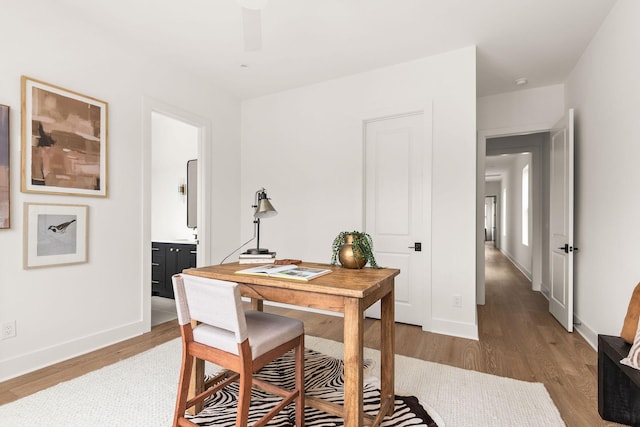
[
  {"xmin": 408, "ymin": 242, "xmax": 422, "ymax": 252},
  {"xmin": 558, "ymin": 244, "xmax": 578, "ymax": 253}
]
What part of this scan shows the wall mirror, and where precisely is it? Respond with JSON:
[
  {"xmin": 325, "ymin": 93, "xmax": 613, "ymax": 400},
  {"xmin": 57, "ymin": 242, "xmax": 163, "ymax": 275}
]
[{"xmin": 187, "ymin": 159, "xmax": 197, "ymax": 229}]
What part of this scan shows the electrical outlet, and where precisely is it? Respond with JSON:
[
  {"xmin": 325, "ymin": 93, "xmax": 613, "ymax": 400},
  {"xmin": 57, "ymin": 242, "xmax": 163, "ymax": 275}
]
[
  {"xmin": 1, "ymin": 320, "xmax": 16, "ymax": 340},
  {"xmin": 453, "ymin": 295, "xmax": 462, "ymax": 308}
]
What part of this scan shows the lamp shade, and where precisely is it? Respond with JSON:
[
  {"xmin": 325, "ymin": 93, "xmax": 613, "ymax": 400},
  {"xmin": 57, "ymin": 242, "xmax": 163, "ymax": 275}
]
[{"xmin": 254, "ymin": 189, "xmax": 277, "ymax": 219}]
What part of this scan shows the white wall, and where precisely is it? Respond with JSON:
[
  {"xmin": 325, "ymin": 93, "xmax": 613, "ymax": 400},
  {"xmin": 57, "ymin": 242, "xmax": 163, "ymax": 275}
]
[
  {"xmin": 241, "ymin": 47, "xmax": 478, "ymax": 339},
  {"xmin": 565, "ymin": 0, "xmax": 640, "ymax": 345},
  {"xmin": 0, "ymin": 3, "xmax": 241, "ymax": 381},
  {"xmin": 151, "ymin": 113, "xmax": 198, "ymax": 243},
  {"xmin": 499, "ymin": 153, "xmax": 533, "ymax": 278},
  {"xmin": 478, "ymin": 85, "xmax": 565, "ymax": 132}
]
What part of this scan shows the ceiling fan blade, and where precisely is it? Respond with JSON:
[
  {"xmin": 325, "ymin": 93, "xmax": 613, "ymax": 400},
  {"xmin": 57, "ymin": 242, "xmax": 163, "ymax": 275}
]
[{"xmin": 242, "ymin": 7, "xmax": 262, "ymax": 52}]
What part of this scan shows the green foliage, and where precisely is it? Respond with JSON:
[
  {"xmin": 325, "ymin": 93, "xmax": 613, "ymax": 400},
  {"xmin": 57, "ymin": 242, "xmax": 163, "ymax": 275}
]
[{"xmin": 330, "ymin": 231, "xmax": 380, "ymax": 268}]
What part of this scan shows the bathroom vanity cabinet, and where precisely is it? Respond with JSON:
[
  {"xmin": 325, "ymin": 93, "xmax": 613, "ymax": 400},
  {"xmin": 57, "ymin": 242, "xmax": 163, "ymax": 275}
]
[{"xmin": 152, "ymin": 241, "xmax": 197, "ymax": 298}]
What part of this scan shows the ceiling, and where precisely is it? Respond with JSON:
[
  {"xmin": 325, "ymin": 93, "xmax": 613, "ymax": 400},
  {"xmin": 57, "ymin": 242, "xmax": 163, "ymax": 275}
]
[{"xmin": 54, "ymin": 0, "xmax": 616, "ymax": 100}]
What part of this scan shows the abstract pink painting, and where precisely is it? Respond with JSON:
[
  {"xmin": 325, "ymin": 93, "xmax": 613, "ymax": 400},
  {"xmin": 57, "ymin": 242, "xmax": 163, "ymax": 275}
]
[{"xmin": 21, "ymin": 77, "xmax": 108, "ymax": 197}]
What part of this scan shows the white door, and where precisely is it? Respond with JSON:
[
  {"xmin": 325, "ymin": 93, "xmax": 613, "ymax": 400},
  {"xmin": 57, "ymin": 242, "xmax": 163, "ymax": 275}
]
[
  {"xmin": 549, "ymin": 109, "xmax": 575, "ymax": 332},
  {"xmin": 364, "ymin": 111, "xmax": 431, "ymax": 326}
]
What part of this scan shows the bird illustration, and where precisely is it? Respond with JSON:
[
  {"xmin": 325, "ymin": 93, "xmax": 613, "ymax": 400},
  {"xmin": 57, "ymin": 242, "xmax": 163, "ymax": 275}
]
[{"xmin": 48, "ymin": 219, "xmax": 76, "ymax": 233}]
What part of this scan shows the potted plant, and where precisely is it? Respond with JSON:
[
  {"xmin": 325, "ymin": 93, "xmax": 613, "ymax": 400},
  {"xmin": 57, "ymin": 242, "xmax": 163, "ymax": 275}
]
[{"xmin": 330, "ymin": 231, "xmax": 380, "ymax": 269}]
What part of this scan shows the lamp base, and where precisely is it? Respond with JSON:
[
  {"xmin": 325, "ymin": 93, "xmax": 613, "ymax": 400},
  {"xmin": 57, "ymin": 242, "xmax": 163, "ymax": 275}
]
[{"xmin": 244, "ymin": 248, "xmax": 272, "ymax": 255}]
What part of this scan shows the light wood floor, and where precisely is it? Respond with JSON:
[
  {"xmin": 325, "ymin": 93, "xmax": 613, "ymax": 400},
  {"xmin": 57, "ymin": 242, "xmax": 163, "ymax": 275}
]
[{"xmin": 0, "ymin": 245, "xmax": 624, "ymax": 426}]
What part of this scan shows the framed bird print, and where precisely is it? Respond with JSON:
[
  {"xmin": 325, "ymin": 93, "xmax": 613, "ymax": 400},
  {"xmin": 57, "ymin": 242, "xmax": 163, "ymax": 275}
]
[
  {"xmin": 21, "ymin": 76, "xmax": 108, "ymax": 197},
  {"xmin": 24, "ymin": 203, "xmax": 88, "ymax": 269}
]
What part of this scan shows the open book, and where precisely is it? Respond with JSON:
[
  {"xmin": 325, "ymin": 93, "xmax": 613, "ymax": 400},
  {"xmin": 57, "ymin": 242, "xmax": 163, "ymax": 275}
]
[{"xmin": 235, "ymin": 264, "xmax": 331, "ymax": 281}]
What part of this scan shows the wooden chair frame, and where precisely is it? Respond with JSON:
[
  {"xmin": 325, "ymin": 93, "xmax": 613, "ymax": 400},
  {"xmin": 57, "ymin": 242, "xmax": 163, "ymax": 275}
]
[{"xmin": 172, "ymin": 275, "xmax": 305, "ymax": 427}]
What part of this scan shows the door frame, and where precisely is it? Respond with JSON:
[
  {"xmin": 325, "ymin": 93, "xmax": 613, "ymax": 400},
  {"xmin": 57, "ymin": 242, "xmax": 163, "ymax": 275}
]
[
  {"xmin": 477, "ymin": 124, "xmax": 549, "ymax": 305},
  {"xmin": 484, "ymin": 195, "xmax": 497, "ymax": 243},
  {"xmin": 142, "ymin": 97, "xmax": 212, "ymax": 331},
  {"xmin": 362, "ymin": 105, "xmax": 432, "ymax": 331}
]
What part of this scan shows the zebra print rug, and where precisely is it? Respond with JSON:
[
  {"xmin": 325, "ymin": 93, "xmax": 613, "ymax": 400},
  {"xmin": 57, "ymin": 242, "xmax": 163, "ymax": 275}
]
[{"xmin": 186, "ymin": 348, "xmax": 438, "ymax": 426}]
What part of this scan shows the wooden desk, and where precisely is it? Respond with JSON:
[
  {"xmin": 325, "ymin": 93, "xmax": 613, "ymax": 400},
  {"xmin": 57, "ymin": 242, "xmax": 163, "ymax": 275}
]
[{"xmin": 183, "ymin": 262, "xmax": 399, "ymax": 427}]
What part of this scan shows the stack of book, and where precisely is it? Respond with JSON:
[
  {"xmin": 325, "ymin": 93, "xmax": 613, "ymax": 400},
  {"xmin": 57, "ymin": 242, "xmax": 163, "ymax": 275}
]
[{"xmin": 238, "ymin": 252, "xmax": 276, "ymax": 264}]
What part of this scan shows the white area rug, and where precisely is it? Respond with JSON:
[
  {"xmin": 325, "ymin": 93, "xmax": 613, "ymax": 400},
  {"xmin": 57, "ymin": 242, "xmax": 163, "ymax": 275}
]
[{"xmin": 0, "ymin": 336, "xmax": 565, "ymax": 427}]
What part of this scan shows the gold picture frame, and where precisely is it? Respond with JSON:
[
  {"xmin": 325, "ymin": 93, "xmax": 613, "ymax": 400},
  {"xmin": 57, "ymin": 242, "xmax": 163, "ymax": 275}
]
[
  {"xmin": 21, "ymin": 76, "xmax": 108, "ymax": 197},
  {"xmin": 24, "ymin": 203, "xmax": 88, "ymax": 269},
  {"xmin": 0, "ymin": 104, "xmax": 9, "ymax": 229}
]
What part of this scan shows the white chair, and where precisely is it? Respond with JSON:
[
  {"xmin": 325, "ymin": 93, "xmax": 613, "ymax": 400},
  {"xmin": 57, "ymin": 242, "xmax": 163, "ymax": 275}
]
[{"xmin": 171, "ymin": 274, "xmax": 305, "ymax": 427}]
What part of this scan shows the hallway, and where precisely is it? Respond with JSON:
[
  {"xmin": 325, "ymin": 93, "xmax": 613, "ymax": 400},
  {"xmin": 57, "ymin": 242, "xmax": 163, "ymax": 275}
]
[
  {"xmin": 479, "ymin": 242, "xmax": 618, "ymax": 426},
  {"xmin": 481, "ymin": 241, "xmax": 549, "ymax": 346}
]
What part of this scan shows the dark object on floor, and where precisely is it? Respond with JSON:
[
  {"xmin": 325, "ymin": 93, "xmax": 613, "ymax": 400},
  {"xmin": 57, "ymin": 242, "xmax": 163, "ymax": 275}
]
[{"xmin": 598, "ymin": 334, "xmax": 640, "ymax": 426}]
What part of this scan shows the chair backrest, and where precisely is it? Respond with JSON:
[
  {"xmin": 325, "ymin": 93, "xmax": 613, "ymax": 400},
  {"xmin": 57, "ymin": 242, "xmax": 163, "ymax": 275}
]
[{"xmin": 172, "ymin": 274, "xmax": 248, "ymax": 343}]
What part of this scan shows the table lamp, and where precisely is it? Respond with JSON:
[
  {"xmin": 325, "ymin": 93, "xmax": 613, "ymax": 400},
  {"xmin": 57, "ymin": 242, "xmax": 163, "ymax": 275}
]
[{"xmin": 244, "ymin": 188, "xmax": 277, "ymax": 254}]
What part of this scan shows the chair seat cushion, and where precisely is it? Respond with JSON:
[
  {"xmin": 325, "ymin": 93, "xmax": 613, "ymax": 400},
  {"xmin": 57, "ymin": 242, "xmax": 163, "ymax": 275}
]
[{"xmin": 193, "ymin": 310, "xmax": 303, "ymax": 358}]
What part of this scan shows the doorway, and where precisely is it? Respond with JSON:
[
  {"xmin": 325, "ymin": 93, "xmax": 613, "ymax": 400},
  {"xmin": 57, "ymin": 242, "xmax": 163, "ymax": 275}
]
[
  {"xmin": 150, "ymin": 112, "xmax": 198, "ymax": 326},
  {"xmin": 484, "ymin": 196, "xmax": 496, "ymax": 244},
  {"xmin": 477, "ymin": 130, "xmax": 550, "ymax": 306},
  {"xmin": 485, "ymin": 151, "xmax": 534, "ymax": 281},
  {"xmin": 142, "ymin": 99, "xmax": 211, "ymax": 330},
  {"xmin": 151, "ymin": 112, "xmax": 198, "ymax": 242}
]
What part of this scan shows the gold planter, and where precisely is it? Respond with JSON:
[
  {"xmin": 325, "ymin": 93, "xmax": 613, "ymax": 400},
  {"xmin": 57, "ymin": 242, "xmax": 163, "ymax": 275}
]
[{"xmin": 338, "ymin": 234, "xmax": 367, "ymax": 269}]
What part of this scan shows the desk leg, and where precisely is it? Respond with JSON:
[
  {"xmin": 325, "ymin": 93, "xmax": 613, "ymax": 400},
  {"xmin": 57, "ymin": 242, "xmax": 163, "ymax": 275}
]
[
  {"xmin": 343, "ymin": 298, "xmax": 364, "ymax": 427},
  {"xmin": 380, "ymin": 286, "xmax": 395, "ymax": 416},
  {"xmin": 251, "ymin": 298, "xmax": 263, "ymax": 311}
]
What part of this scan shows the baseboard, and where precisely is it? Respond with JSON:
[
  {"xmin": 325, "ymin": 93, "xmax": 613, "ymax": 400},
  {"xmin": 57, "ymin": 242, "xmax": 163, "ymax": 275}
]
[
  {"xmin": 574, "ymin": 315, "xmax": 598, "ymax": 350},
  {"xmin": 540, "ymin": 284, "xmax": 550, "ymax": 299},
  {"xmin": 430, "ymin": 317, "xmax": 479, "ymax": 341},
  {"xmin": 536, "ymin": 289, "xmax": 598, "ymax": 350},
  {"xmin": 0, "ymin": 321, "xmax": 147, "ymax": 382},
  {"xmin": 500, "ymin": 248, "xmax": 532, "ymax": 281}
]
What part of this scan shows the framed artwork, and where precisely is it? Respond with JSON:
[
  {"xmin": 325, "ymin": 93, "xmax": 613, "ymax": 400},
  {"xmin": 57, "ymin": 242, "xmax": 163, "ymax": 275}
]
[
  {"xmin": 0, "ymin": 104, "xmax": 8, "ymax": 229},
  {"xmin": 21, "ymin": 76, "xmax": 108, "ymax": 197},
  {"xmin": 24, "ymin": 203, "xmax": 88, "ymax": 269}
]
